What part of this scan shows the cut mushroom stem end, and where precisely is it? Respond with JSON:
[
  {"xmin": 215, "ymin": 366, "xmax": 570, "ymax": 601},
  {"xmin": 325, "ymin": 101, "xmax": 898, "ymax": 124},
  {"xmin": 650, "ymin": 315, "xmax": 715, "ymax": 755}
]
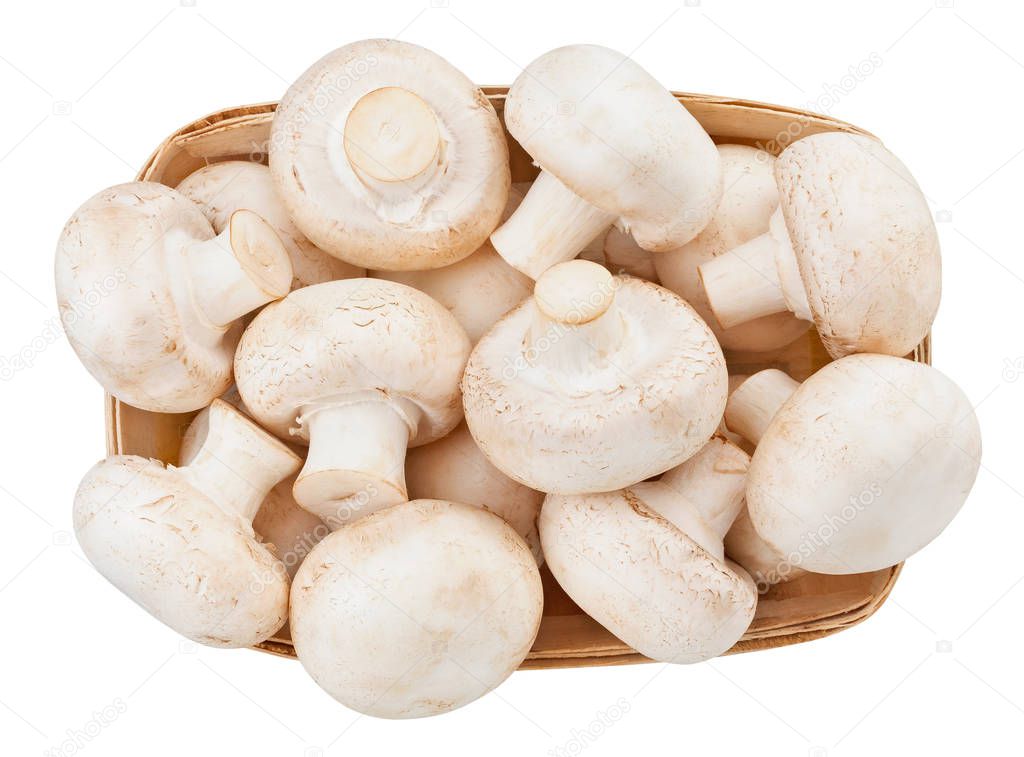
[
  {"xmin": 186, "ymin": 209, "xmax": 292, "ymax": 327},
  {"xmin": 490, "ymin": 170, "xmax": 615, "ymax": 279},
  {"xmin": 291, "ymin": 396, "xmax": 417, "ymax": 526}
]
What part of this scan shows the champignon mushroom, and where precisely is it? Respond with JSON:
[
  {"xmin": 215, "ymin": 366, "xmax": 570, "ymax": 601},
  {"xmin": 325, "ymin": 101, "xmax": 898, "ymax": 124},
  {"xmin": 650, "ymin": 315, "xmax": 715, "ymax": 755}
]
[
  {"xmin": 179, "ymin": 392, "xmax": 327, "ymax": 580},
  {"xmin": 55, "ymin": 182, "xmax": 292, "ymax": 412},
  {"xmin": 698, "ymin": 133, "xmax": 940, "ymax": 358},
  {"xmin": 490, "ymin": 44, "xmax": 721, "ymax": 279},
  {"xmin": 371, "ymin": 183, "xmax": 533, "ymax": 343},
  {"xmin": 177, "ymin": 160, "xmax": 364, "ymax": 289},
  {"xmin": 73, "ymin": 399, "xmax": 300, "ymax": 647},
  {"xmin": 291, "ymin": 499, "xmax": 543, "ymax": 718},
  {"xmin": 655, "ymin": 144, "xmax": 810, "ymax": 352},
  {"xmin": 270, "ymin": 39, "xmax": 510, "ymax": 271},
  {"xmin": 462, "ymin": 259, "xmax": 727, "ymax": 494},
  {"xmin": 725, "ymin": 356, "xmax": 981, "ymax": 574},
  {"xmin": 724, "ymin": 508, "xmax": 806, "ymax": 593},
  {"xmin": 234, "ymin": 279, "xmax": 471, "ymax": 526},
  {"xmin": 405, "ymin": 422, "xmax": 544, "ymax": 564},
  {"xmin": 539, "ymin": 438, "xmax": 756, "ymax": 663}
]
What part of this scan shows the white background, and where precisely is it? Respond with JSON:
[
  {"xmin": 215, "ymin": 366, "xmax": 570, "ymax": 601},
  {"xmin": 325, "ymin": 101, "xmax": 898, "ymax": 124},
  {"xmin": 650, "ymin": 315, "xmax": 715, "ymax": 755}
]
[{"xmin": 1, "ymin": 0, "xmax": 1022, "ymax": 754}]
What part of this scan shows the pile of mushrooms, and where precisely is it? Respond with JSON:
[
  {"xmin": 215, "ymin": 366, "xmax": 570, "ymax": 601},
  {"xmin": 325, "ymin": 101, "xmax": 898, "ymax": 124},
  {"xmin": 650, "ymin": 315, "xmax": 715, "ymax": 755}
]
[{"xmin": 57, "ymin": 38, "xmax": 981, "ymax": 719}]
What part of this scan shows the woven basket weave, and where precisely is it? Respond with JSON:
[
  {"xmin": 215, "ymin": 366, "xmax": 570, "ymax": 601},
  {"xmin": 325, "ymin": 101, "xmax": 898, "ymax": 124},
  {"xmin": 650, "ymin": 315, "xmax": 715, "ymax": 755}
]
[{"xmin": 108, "ymin": 90, "xmax": 929, "ymax": 668}]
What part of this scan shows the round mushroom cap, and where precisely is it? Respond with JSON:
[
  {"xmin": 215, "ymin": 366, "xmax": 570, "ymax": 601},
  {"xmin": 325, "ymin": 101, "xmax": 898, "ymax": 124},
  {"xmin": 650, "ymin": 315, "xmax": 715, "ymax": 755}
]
[
  {"xmin": 540, "ymin": 486, "xmax": 757, "ymax": 663},
  {"xmin": 234, "ymin": 279, "xmax": 471, "ymax": 445},
  {"xmin": 177, "ymin": 161, "xmax": 363, "ymax": 288},
  {"xmin": 655, "ymin": 144, "xmax": 810, "ymax": 352},
  {"xmin": 73, "ymin": 456, "xmax": 289, "ymax": 648},
  {"xmin": 290, "ymin": 499, "xmax": 543, "ymax": 718},
  {"xmin": 747, "ymin": 354, "xmax": 982, "ymax": 574},
  {"xmin": 270, "ymin": 39, "xmax": 510, "ymax": 271},
  {"xmin": 504, "ymin": 44, "xmax": 721, "ymax": 251},
  {"xmin": 776, "ymin": 133, "xmax": 940, "ymax": 358},
  {"xmin": 405, "ymin": 422, "xmax": 544, "ymax": 564},
  {"xmin": 462, "ymin": 274, "xmax": 728, "ymax": 494},
  {"xmin": 55, "ymin": 182, "xmax": 241, "ymax": 412}
]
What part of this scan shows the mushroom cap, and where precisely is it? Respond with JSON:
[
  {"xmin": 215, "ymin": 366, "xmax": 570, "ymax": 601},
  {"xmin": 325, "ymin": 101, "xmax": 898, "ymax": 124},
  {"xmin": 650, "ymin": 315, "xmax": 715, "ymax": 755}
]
[
  {"xmin": 540, "ymin": 485, "xmax": 757, "ymax": 663},
  {"xmin": 234, "ymin": 279, "xmax": 471, "ymax": 445},
  {"xmin": 270, "ymin": 39, "xmax": 510, "ymax": 271},
  {"xmin": 747, "ymin": 354, "xmax": 981, "ymax": 574},
  {"xmin": 503, "ymin": 44, "xmax": 721, "ymax": 251},
  {"xmin": 290, "ymin": 499, "xmax": 542, "ymax": 718},
  {"xmin": 462, "ymin": 276, "xmax": 727, "ymax": 494},
  {"xmin": 73, "ymin": 455, "xmax": 289, "ymax": 648},
  {"xmin": 776, "ymin": 133, "xmax": 940, "ymax": 358},
  {"xmin": 177, "ymin": 161, "xmax": 364, "ymax": 289},
  {"xmin": 371, "ymin": 183, "xmax": 533, "ymax": 342},
  {"xmin": 655, "ymin": 144, "xmax": 810, "ymax": 352},
  {"xmin": 55, "ymin": 182, "xmax": 240, "ymax": 412},
  {"xmin": 405, "ymin": 422, "xmax": 544, "ymax": 564}
]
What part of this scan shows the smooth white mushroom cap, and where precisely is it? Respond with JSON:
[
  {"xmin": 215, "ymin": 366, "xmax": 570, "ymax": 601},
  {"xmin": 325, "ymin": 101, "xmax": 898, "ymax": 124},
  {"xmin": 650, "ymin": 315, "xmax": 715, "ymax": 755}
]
[
  {"xmin": 55, "ymin": 182, "xmax": 292, "ymax": 412},
  {"xmin": 405, "ymin": 422, "xmax": 544, "ymax": 565},
  {"xmin": 655, "ymin": 144, "xmax": 810, "ymax": 352},
  {"xmin": 73, "ymin": 400, "xmax": 300, "ymax": 647},
  {"xmin": 177, "ymin": 161, "xmax": 364, "ymax": 289},
  {"xmin": 462, "ymin": 260, "xmax": 727, "ymax": 494},
  {"xmin": 539, "ymin": 468, "xmax": 756, "ymax": 663},
  {"xmin": 290, "ymin": 499, "xmax": 543, "ymax": 719},
  {"xmin": 735, "ymin": 355, "xmax": 981, "ymax": 574},
  {"xmin": 371, "ymin": 182, "xmax": 533, "ymax": 342},
  {"xmin": 234, "ymin": 279, "xmax": 471, "ymax": 524},
  {"xmin": 494, "ymin": 44, "xmax": 721, "ymax": 276},
  {"xmin": 270, "ymin": 39, "xmax": 510, "ymax": 271},
  {"xmin": 776, "ymin": 133, "xmax": 940, "ymax": 358}
]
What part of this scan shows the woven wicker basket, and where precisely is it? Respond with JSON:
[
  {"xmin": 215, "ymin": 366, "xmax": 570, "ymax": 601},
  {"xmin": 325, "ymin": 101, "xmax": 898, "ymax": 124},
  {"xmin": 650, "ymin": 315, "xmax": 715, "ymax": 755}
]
[{"xmin": 108, "ymin": 90, "xmax": 929, "ymax": 668}]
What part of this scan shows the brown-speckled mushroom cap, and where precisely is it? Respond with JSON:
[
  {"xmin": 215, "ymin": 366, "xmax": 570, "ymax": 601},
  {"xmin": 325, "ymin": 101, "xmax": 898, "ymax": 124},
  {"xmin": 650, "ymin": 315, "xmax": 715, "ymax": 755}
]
[
  {"xmin": 462, "ymin": 262, "xmax": 727, "ymax": 494},
  {"xmin": 776, "ymin": 132, "xmax": 940, "ymax": 358},
  {"xmin": 540, "ymin": 485, "xmax": 756, "ymax": 663}
]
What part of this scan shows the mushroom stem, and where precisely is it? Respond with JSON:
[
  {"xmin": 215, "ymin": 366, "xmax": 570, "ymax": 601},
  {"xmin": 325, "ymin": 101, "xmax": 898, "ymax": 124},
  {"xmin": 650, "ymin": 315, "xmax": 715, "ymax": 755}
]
[
  {"xmin": 698, "ymin": 210, "xmax": 811, "ymax": 329},
  {"xmin": 178, "ymin": 400, "xmax": 301, "ymax": 522},
  {"xmin": 291, "ymin": 396, "xmax": 418, "ymax": 527},
  {"xmin": 344, "ymin": 87, "xmax": 442, "ymax": 198},
  {"xmin": 725, "ymin": 369, "xmax": 800, "ymax": 445},
  {"xmin": 527, "ymin": 260, "xmax": 625, "ymax": 376},
  {"xmin": 660, "ymin": 438, "xmax": 749, "ymax": 540},
  {"xmin": 627, "ymin": 482, "xmax": 725, "ymax": 561},
  {"xmin": 491, "ymin": 170, "xmax": 616, "ymax": 279},
  {"xmin": 186, "ymin": 210, "xmax": 292, "ymax": 327}
]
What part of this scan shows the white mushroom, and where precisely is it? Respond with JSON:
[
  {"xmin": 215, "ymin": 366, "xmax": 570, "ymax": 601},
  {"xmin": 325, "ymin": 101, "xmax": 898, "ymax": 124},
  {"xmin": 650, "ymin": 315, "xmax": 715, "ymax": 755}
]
[
  {"xmin": 371, "ymin": 183, "xmax": 533, "ymax": 343},
  {"xmin": 290, "ymin": 499, "xmax": 543, "ymax": 718},
  {"xmin": 655, "ymin": 144, "xmax": 810, "ymax": 352},
  {"xmin": 699, "ymin": 133, "xmax": 940, "ymax": 358},
  {"xmin": 724, "ymin": 508, "xmax": 806, "ymax": 593},
  {"xmin": 726, "ymin": 356, "xmax": 981, "ymax": 574},
  {"xmin": 462, "ymin": 259, "xmax": 727, "ymax": 494},
  {"xmin": 73, "ymin": 400, "xmax": 300, "ymax": 647},
  {"xmin": 234, "ymin": 279, "xmax": 471, "ymax": 526},
  {"xmin": 179, "ymin": 392, "xmax": 327, "ymax": 581},
  {"xmin": 540, "ymin": 438, "xmax": 756, "ymax": 663},
  {"xmin": 405, "ymin": 422, "xmax": 544, "ymax": 565},
  {"xmin": 177, "ymin": 160, "xmax": 364, "ymax": 289},
  {"xmin": 270, "ymin": 39, "xmax": 510, "ymax": 271},
  {"xmin": 56, "ymin": 182, "xmax": 292, "ymax": 412},
  {"xmin": 490, "ymin": 44, "xmax": 721, "ymax": 279}
]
